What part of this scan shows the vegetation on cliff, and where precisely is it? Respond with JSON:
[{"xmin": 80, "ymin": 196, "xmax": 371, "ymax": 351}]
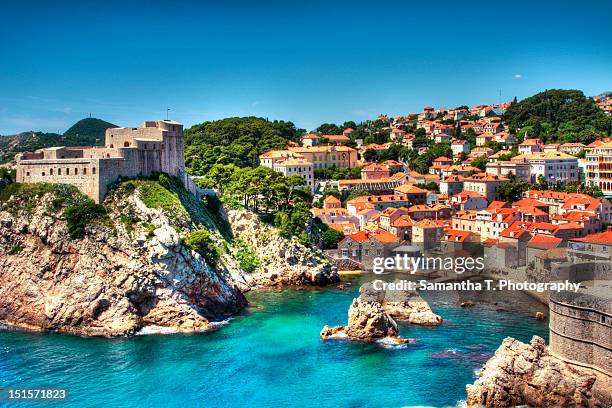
[
  {"xmin": 504, "ymin": 89, "xmax": 612, "ymax": 143},
  {"xmin": 184, "ymin": 117, "xmax": 304, "ymax": 176}
]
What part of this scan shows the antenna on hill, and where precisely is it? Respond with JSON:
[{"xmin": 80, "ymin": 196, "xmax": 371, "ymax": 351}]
[
  {"xmin": 499, "ymin": 89, "xmax": 502, "ymax": 104},
  {"xmin": 166, "ymin": 108, "xmax": 170, "ymax": 121}
]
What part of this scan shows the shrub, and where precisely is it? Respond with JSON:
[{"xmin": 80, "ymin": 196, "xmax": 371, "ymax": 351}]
[
  {"xmin": 63, "ymin": 199, "xmax": 107, "ymax": 239},
  {"xmin": 234, "ymin": 240, "xmax": 259, "ymax": 273},
  {"xmin": 184, "ymin": 229, "xmax": 220, "ymax": 266}
]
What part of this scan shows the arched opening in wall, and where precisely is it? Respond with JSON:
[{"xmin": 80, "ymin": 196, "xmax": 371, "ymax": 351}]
[
  {"xmin": 83, "ymin": 168, "xmax": 87, "ymax": 175},
  {"xmin": 58, "ymin": 169, "xmax": 62, "ymax": 175},
  {"xmin": 92, "ymin": 167, "xmax": 96, "ymax": 174},
  {"xmin": 42, "ymin": 172, "xmax": 46, "ymax": 176},
  {"xmin": 124, "ymin": 142, "xmax": 130, "ymax": 147},
  {"xmin": 110, "ymin": 144, "xmax": 114, "ymax": 148},
  {"xmin": 106, "ymin": 154, "xmax": 110, "ymax": 158},
  {"xmin": 75, "ymin": 168, "xmax": 78, "ymax": 175},
  {"xmin": 66, "ymin": 168, "xmax": 70, "ymax": 175},
  {"xmin": 50, "ymin": 169, "xmax": 54, "ymax": 175}
]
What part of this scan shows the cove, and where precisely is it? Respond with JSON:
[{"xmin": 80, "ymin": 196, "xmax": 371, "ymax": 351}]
[{"xmin": 0, "ymin": 276, "xmax": 548, "ymax": 407}]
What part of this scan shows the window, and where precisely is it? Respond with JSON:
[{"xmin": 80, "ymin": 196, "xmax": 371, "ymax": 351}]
[
  {"xmin": 26, "ymin": 172, "xmax": 30, "ymax": 176},
  {"xmin": 92, "ymin": 167, "xmax": 96, "ymax": 174},
  {"xmin": 50, "ymin": 169, "xmax": 54, "ymax": 175},
  {"xmin": 42, "ymin": 172, "xmax": 46, "ymax": 176},
  {"xmin": 75, "ymin": 168, "xmax": 78, "ymax": 175},
  {"xmin": 110, "ymin": 144, "xmax": 114, "ymax": 148},
  {"xmin": 66, "ymin": 168, "xmax": 70, "ymax": 175},
  {"xmin": 58, "ymin": 169, "xmax": 61, "ymax": 175},
  {"xmin": 124, "ymin": 142, "xmax": 130, "ymax": 147}
]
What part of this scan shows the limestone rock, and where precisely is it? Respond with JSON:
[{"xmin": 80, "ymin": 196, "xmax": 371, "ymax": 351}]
[
  {"xmin": 466, "ymin": 336, "xmax": 600, "ymax": 407},
  {"xmin": 0, "ymin": 189, "xmax": 247, "ymax": 337},
  {"xmin": 226, "ymin": 208, "xmax": 339, "ymax": 287},
  {"xmin": 360, "ymin": 281, "xmax": 443, "ymax": 326}
]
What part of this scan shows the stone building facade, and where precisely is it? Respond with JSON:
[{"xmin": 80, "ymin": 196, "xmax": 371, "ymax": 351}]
[{"xmin": 15, "ymin": 120, "xmax": 185, "ymax": 203}]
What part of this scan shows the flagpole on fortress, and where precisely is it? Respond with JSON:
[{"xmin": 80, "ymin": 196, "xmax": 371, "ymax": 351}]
[{"xmin": 166, "ymin": 108, "xmax": 170, "ymax": 120}]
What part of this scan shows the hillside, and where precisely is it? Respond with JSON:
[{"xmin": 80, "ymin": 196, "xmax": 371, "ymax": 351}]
[
  {"xmin": 504, "ymin": 89, "xmax": 612, "ymax": 144},
  {"xmin": 184, "ymin": 116, "xmax": 304, "ymax": 175},
  {"xmin": 0, "ymin": 117, "xmax": 116, "ymax": 164},
  {"xmin": 62, "ymin": 117, "xmax": 117, "ymax": 145}
]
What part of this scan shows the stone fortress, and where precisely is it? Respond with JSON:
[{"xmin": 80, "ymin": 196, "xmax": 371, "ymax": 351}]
[{"xmin": 15, "ymin": 120, "xmax": 188, "ymax": 203}]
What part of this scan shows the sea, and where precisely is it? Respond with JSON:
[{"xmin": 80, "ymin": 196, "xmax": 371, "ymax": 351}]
[{"xmin": 0, "ymin": 275, "xmax": 549, "ymax": 407}]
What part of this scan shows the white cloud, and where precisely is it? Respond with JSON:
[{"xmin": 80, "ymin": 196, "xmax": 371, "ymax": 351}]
[
  {"xmin": 514, "ymin": 74, "xmax": 522, "ymax": 79},
  {"xmin": 251, "ymin": 101, "xmax": 260, "ymax": 107}
]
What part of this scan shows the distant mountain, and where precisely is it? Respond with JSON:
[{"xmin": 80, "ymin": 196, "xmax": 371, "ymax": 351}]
[
  {"xmin": 0, "ymin": 117, "xmax": 117, "ymax": 163},
  {"xmin": 63, "ymin": 118, "xmax": 117, "ymax": 145}
]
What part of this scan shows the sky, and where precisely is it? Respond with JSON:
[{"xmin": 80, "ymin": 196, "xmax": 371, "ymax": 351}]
[{"xmin": 1, "ymin": 0, "xmax": 611, "ymax": 134}]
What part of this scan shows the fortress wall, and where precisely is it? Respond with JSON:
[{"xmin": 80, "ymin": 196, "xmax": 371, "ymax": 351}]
[{"xmin": 16, "ymin": 158, "xmax": 101, "ymax": 202}]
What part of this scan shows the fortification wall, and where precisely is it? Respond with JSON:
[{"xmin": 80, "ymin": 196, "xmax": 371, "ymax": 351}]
[{"xmin": 16, "ymin": 158, "xmax": 101, "ymax": 202}]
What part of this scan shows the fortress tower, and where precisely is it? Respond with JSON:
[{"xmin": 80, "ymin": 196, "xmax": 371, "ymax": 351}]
[{"xmin": 15, "ymin": 120, "xmax": 185, "ymax": 203}]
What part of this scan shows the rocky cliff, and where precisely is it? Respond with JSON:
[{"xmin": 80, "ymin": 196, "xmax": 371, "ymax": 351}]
[
  {"xmin": 226, "ymin": 209, "xmax": 339, "ymax": 287},
  {"xmin": 0, "ymin": 181, "xmax": 249, "ymax": 336},
  {"xmin": 466, "ymin": 336, "xmax": 600, "ymax": 407}
]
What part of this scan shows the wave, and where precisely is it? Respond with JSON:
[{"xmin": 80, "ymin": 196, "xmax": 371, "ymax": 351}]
[{"xmin": 135, "ymin": 318, "xmax": 233, "ymax": 336}]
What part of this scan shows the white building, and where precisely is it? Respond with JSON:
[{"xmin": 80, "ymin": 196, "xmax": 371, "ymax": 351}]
[{"xmin": 526, "ymin": 152, "xmax": 579, "ymax": 184}]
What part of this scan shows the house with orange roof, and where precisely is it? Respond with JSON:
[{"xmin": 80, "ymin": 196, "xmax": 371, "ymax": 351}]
[
  {"xmin": 393, "ymin": 183, "xmax": 428, "ymax": 204},
  {"xmin": 322, "ymin": 134, "xmax": 351, "ymax": 144},
  {"xmin": 552, "ymin": 211, "xmax": 600, "ymax": 235},
  {"xmin": 469, "ymin": 147, "xmax": 495, "ymax": 158},
  {"xmin": 567, "ymin": 227, "xmax": 612, "ymax": 261},
  {"xmin": 440, "ymin": 174, "xmax": 465, "ymax": 196},
  {"xmin": 346, "ymin": 193, "xmax": 413, "ymax": 215},
  {"xmin": 389, "ymin": 214, "xmax": 415, "ymax": 241},
  {"xmin": 412, "ymin": 220, "xmax": 445, "ymax": 251},
  {"xmin": 301, "ymin": 133, "xmax": 323, "ymax": 147},
  {"xmin": 451, "ymin": 139, "xmax": 470, "ymax": 155},
  {"xmin": 441, "ymin": 229, "xmax": 480, "ymax": 253},
  {"xmin": 342, "ymin": 128, "xmax": 354, "ymax": 138},
  {"xmin": 494, "ymin": 132, "xmax": 515, "ymax": 144},
  {"xmin": 526, "ymin": 234, "xmax": 565, "ymax": 266},
  {"xmin": 361, "ymin": 163, "xmax": 390, "ymax": 180},
  {"xmin": 322, "ymin": 195, "xmax": 341, "ymax": 209},
  {"xmin": 487, "ymin": 160, "xmax": 531, "ymax": 182},
  {"xmin": 463, "ymin": 173, "xmax": 509, "ymax": 201},
  {"xmin": 378, "ymin": 207, "xmax": 409, "ymax": 231},
  {"xmin": 451, "ymin": 191, "xmax": 488, "ymax": 211},
  {"xmin": 336, "ymin": 229, "xmax": 400, "ymax": 269},
  {"xmin": 518, "ymin": 138, "xmax": 543, "ymax": 155},
  {"xmin": 390, "ymin": 128, "xmax": 406, "ymax": 141},
  {"xmin": 476, "ymin": 134, "xmax": 494, "ymax": 146}
]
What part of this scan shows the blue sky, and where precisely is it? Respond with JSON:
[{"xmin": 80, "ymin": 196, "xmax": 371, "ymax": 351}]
[{"xmin": 1, "ymin": 0, "xmax": 611, "ymax": 134}]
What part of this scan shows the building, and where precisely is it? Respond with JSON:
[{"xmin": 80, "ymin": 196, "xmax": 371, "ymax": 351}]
[
  {"xmin": 451, "ymin": 191, "xmax": 488, "ymax": 211},
  {"xmin": 585, "ymin": 141, "xmax": 612, "ymax": 196},
  {"xmin": 463, "ymin": 173, "xmax": 508, "ymax": 201},
  {"xmin": 361, "ymin": 163, "xmax": 390, "ymax": 180},
  {"xmin": 452, "ymin": 140, "xmax": 470, "ymax": 155},
  {"xmin": 301, "ymin": 133, "xmax": 322, "ymax": 147},
  {"xmin": 525, "ymin": 152, "xmax": 579, "ymax": 184},
  {"xmin": 15, "ymin": 120, "xmax": 185, "ymax": 203},
  {"xmin": 518, "ymin": 138, "xmax": 543, "ymax": 155},
  {"xmin": 271, "ymin": 158, "xmax": 314, "ymax": 189},
  {"xmin": 486, "ymin": 160, "xmax": 531, "ymax": 182}
]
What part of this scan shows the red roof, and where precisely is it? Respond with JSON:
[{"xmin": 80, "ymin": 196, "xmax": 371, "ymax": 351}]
[
  {"xmin": 528, "ymin": 234, "xmax": 563, "ymax": 249},
  {"xmin": 571, "ymin": 229, "xmax": 612, "ymax": 244}
]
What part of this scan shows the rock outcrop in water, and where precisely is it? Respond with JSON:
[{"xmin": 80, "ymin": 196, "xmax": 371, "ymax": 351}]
[
  {"xmin": 321, "ymin": 282, "xmax": 412, "ymax": 344},
  {"xmin": 362, "ymin": 281, "xmax": 442, "ymax": 326},
  {"xmin": 226, "ymin": 209, "xmax": 339, "ymax": 287},
  {"xmin": 466, "ymin": 336, "xmax": 600, "ymax": 407},
  {"xmin": 0, "ymin": 181, "xmax": 249, "ymax": 336}
]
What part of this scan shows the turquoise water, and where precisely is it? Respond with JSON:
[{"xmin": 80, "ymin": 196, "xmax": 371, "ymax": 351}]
[{"xmin": 1, "ymin": 278, "xmax": 548, "ymax": 407}]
